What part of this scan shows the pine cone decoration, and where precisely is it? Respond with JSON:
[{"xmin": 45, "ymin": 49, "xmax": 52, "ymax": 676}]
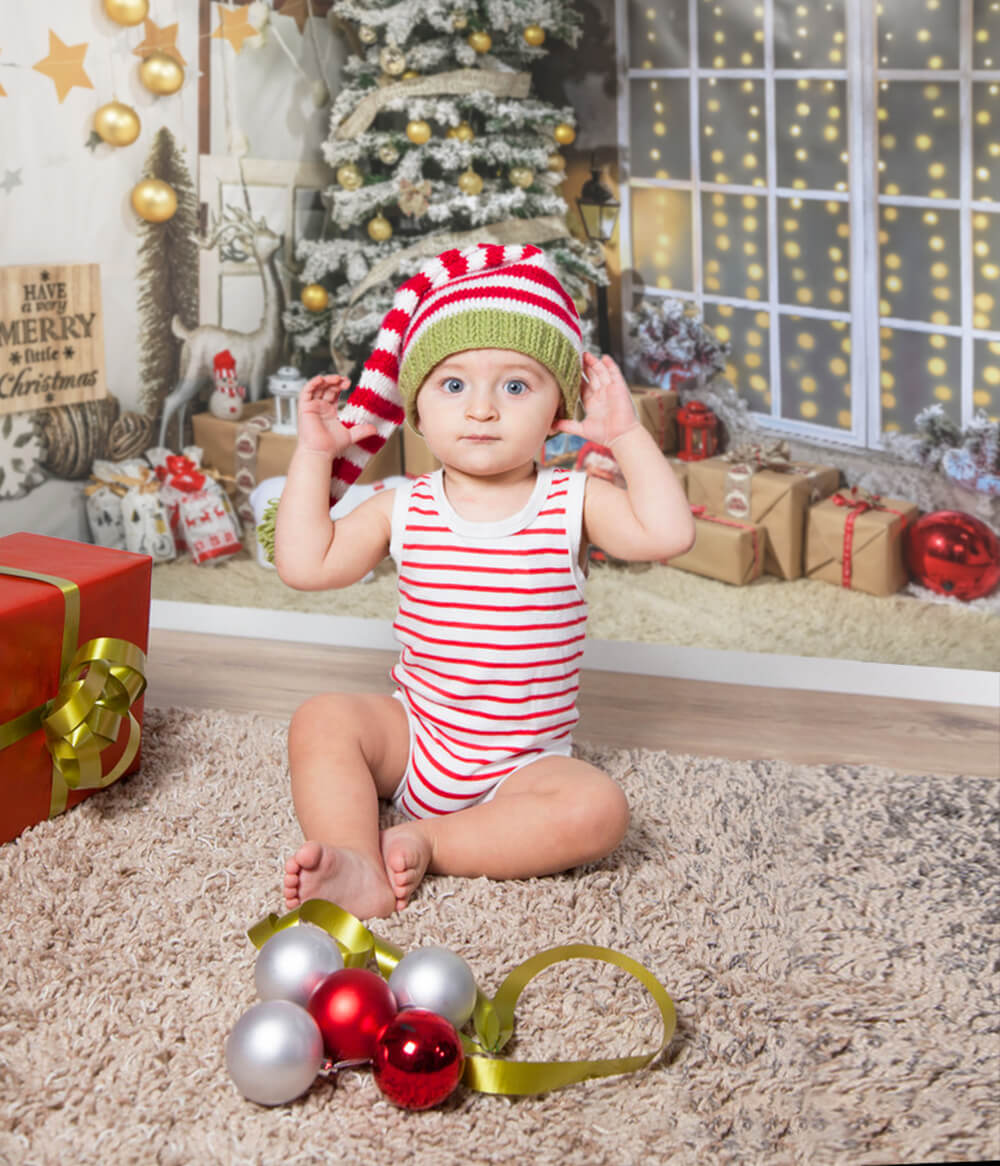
[
  {"xmin": 108, "ymin": 410, "xmax": 154, "ymax": 462},
  {"xmin": 37, "ymin": 396, "xmax": 121, "ymax": 479}
]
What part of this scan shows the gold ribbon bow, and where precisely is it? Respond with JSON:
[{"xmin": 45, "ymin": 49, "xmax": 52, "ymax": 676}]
[
  {"xmin": 0, "ymin": 566, "xmax": 147, "ymax": 818},
  {"xmin": 723, "ymin": 438, "xmax": 792, "ymax": 471},
  {"xmin": 249, "ymin": 899, "xmax": 677, "ymax": 1097}
]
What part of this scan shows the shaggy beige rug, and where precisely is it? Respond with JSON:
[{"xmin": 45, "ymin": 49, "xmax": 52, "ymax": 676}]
[{"xmin": 1, "ymin": 707, "xmax": 997, "ymax": 1165}]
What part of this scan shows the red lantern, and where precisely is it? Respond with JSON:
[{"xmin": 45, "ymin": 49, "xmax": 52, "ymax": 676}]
[
  {"xmin": 372, "ymin": 1009, "xmax": 465, "ymax": 1110},
  {"xmin": 676, "ymin": 400, "xmax": 718, "ymax": 462},
  {"xmin": 904, "ymin": 510, "xmax": 1000, "ymax": 601},
  {"xmin": 306, "ymin": 968, "xmax": 397, "ymax": 1062}
]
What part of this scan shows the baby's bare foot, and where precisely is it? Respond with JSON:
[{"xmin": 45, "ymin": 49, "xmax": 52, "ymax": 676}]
[
  {"xmin": 284, "ymin": 840, "xmax": 396, "ymax": 919},
  {"xmin": 380, "ymin": 825, "xmax": 434, "ymax": 911}
]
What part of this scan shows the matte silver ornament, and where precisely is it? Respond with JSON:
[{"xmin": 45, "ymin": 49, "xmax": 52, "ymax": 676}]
[
  {"xmin": 254, "ymin": 925, "xmax": 344, "ymax": 1007},
  {"xmin": 387, "ymin": 946, "xmax": 478, "ymax": 1028},
  {"xmin": 225, "ymin": 1000, "xmax": 324, "ymax": 1106}
]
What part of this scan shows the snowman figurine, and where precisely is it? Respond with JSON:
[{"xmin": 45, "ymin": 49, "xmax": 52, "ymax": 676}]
[{"xmin": 209, "ymin": 349, "xmax": 246, "ymax": 421}]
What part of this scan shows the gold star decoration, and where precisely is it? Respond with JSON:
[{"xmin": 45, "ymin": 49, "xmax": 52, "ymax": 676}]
[
  {"xmin": 131, "ymin": 18, "xmax": 186, "ymax": 67},
  {"xmin": 33, "ymin": 30, "xmax": 93, "ymax": 104},
  {"xmin": 212, "ymin": 4, "xmax": 258, "ymax": 53},
  {"xmin": 278, "ymin": 0, "xmax": 311, "ymax": 34}
]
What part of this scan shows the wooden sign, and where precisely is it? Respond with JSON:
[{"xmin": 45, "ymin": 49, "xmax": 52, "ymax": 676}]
[{"xmin": 0, "ymin": 263, "xmax": 108, "ymax": 418}]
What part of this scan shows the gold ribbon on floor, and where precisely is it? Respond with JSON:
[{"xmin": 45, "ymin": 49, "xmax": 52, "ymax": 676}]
[
  {"xmin": 0, "ymin": 565, "xmax": 147, "ymax": 817},
  {"xmin": 248, "ymin": 900, "xmax": 677, "ymax": 1097}
]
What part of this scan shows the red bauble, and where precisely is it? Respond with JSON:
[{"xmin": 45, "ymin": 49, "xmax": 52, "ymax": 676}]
[
  {"xmin": 904, "ymin": 510, "xmax": 1000, "ymax": 601},
  {"xmin": 306, "ymin": 968, "xmax": 397, "ymax": 1062},
  {"xmin": 372, "ymin": 1009, "xmax": 465, "ymax": 1110}
]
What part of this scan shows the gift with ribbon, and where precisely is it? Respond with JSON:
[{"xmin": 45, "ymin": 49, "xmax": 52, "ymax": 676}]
[
  {"xmin": 243, "ymin": 899, "xmax": 676, "ymax": 1103},
  {"xmin": 0, "ymin": 533, "xmax": 150, "ymax": 844},
  {"xmin": 804, "ymin": 486, "xmax": 918, "ymax": 596},
  {"xmin": 628, "ymin": 386, "xmax": 679, "ymax": 454},
  {"xmin": 665, "ymin": 504, "xmax": 764, "ymax": 586},
  {"xmin": 686, "ymin": 446, "xmax": 841, "ymax": 579}
]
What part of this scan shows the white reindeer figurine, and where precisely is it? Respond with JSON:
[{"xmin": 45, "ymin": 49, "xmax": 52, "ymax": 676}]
[{"xmin": 158, "ymin": 206, "xmax": 286, "ymax": 449}]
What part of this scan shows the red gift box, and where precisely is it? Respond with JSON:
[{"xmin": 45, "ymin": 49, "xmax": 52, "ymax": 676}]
[{"xmin": 0, "ymin": 533, "xmax": 151, "ymax": 844}]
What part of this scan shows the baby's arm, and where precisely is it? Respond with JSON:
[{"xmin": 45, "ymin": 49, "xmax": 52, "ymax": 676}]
[
  {"xmin": 555, "ymin": 353, "xmax": 695, "ymax": 562},
  {"xmin": 274, "ymin": 375, "xmax": 393, "ymax": 590}
]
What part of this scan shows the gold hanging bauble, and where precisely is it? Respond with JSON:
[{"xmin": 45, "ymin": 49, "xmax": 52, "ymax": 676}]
[
  {"xmin": 454, "ymin": 121, "xmax": 475, "ymax": 141},
  {"xmin": 547, "ymin": 152, "xmax": 567, "ymax": 172},
  {"xmin": 336, "ymin": 162, "xmax": 363, "ymax": 190},
  {"xmin": 573, "ymin": 295, "xmax": 589, "ymax": 314},
  {"xmin": 131, "ymin": 178, "xmax": 177, "ymax": 223},
  {"xmin": 402, "ymin": 70, "xmax": 420, "ymax": 79},
  {"xmin": 94, "ymin": 101, "xmax": 141, "ymax": 147},
  {"xmin": 467, "ymin": 31, "xmax": 492, "ymax": 53},
  {"xmin": 103, "ymin": 0, "xmax": 149, "ymax": 26},
  {"xmin": 301, "ymin": 283, "xmax": 330, "ymax": 312},
  {"xmin": 139, "ymin": 51, "xmax": 185, "ymax": 96},
  {"xmin": 379, "ymin": 44, "xmax": 407, "ymax": 75},
  {"xmin": 523, "ymin": 24, "xmax": 546, "ymax": 46},
  {"xmin": 508, "ymin": 166, "xmax": 535, "ymax": 188},
  {"xmin": 359, "ymin": 25, "xmax": 378, "ymax": 44},
  {"xmin": 553, "ymin": 122, "xmax": 576, "ymax": 146},
  {"xmin": 452, "ymin": 12, "xmax": 469, "ymax": 30},
  {"xmin": 457, "ymin": 168, "xmax": 483, "ymax": 195},
  {"xmin": 378, "ymin": 143, "xmax": 400, "ymax": 165},
  {"xmin": 367, "ymin": 213, "xmax": 393, "ymax": 241},
  {"xmin": 406, "ymin": 119, "xmax": 432, "ymax": 145}
]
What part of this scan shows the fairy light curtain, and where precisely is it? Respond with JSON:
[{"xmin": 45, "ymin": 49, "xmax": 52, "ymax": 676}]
[{"xmin": 618, "ymin": 0, "xmax": 1000, "ymax": 447}]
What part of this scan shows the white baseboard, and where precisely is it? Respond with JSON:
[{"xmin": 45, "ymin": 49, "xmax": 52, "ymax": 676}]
[{"xmin": 150, "ymin": 600, "xmax": 1000, "ymax": 709}]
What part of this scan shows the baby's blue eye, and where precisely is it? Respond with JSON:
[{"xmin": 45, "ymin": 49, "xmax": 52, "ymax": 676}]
[
  {"xmin": 504, "ymin": 379, "xmax": 528, "ymax": 396},
  {"xmin": 443, "ymin": 377, "xmax": 464, "ymax": 394}
]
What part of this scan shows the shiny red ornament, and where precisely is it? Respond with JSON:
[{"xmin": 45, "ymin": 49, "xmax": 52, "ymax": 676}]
[
  {"xmin": 306, "ymin": 968, "xmax": 397, "ymax": 1062},
  {"xmin": 904, "ymin": 509, "xmax": 1000, "ymax": 601},
  {"xmin": 372, "ymin": 1009, "xmax": 465, "ymax": 1110}
]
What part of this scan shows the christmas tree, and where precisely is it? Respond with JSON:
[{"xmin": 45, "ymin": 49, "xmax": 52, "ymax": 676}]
[
  {"xmin": 284, "ymin": 0, "xmax": 604, "ymax": 374},
  {"xmin": 136, "ymin": 128, "xmax": 200, "ymax": 421}
]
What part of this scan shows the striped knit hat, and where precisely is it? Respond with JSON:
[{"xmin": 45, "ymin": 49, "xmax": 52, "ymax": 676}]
[{"xmin": 330, "ymin": 242, "xmax": 583, "ymax": 502}]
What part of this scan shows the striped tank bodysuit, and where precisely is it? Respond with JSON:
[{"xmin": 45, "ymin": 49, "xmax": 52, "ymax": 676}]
[{"xmin": 388, "ymin": 466, "xmax": 589, "ymax": 820}]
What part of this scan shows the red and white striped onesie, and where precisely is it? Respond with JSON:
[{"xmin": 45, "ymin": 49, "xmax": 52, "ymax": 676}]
[{"xmin": 388, "ymin": 466, "xmax": 589, "ymax": 820}]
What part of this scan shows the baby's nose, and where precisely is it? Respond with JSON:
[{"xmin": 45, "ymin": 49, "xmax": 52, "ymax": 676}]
[{"xmin": 465, "ymin": 389, "xmax": 497, "ymax": 419}]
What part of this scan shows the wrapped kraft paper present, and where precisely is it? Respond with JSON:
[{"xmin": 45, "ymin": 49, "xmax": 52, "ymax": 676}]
[
  {"xmin": 629, "ymin": 386, "xmax": 678, "ymax": 453},
  {"xmin": 666, "ymin": 506, "xmax": 764, "ymax": 586},
  {"xmin": 0, "ymin": 533, "xmax": 150, "ymax": 844},
  {"xmin": 193, "ymin": 401, "xmax": 404, "ymax": 522},
  {"xmin": 805, "ymin": 488, "xmax": 919, "ymax": 597},
  {"xmin": 686, "ymin": 442, "xmax": 841, "ymax": 579}
]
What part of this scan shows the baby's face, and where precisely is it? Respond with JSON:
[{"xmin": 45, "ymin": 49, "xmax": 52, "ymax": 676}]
[{"xmin": 415, "ymin": 349, "xmax": 562, "ymax": 475}]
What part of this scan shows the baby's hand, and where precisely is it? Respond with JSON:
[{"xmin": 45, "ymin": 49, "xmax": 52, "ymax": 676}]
[
  {"xmin": 553, "ymin": 352, "xmax": 639, "ymax": 448},
  {"xmin": 297, "ymin": 374, "xmax": 377, "ymax": 457}
]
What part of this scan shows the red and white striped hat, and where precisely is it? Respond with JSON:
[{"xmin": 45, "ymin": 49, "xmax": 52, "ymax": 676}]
[{"xmin": 330, "ymin": 242, "xmax": 583, "ymax": 501}]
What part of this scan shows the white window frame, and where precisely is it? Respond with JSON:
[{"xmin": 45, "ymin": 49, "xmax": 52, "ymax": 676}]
[{"xmin": 616, "ymin": 0, "xmax": 1000, "ymax": 450}]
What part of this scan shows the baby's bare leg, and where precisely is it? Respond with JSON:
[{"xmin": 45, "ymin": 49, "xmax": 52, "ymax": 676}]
[
  {"xmin": 284, "ymin": 692, "xmax": 409, "ymax": 919},
  {"xmin": 381, "ymin": 755, "xmax": 629, "ymax": 902}
]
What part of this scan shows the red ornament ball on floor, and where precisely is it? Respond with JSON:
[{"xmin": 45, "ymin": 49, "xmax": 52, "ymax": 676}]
[
  {"xmin": 904, "ymin": 510, "xmax": 1000, "ymax": 601},
  {"xmin": 306, "ymin": 968, "xmax": 397, "ymax": 1062},
  {"xmin": 372, "ymin": 1009, "xmax": 465, "ymax": 1110}
]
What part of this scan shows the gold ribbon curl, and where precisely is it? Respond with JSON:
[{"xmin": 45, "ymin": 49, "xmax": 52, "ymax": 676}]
[
  {"xmin": 249, "ymin": 899, "xmax": 677, "ymax": 1098},
  {"xmin": 0, "ymin": 565, "xmax": 147, "ymax": 817}
]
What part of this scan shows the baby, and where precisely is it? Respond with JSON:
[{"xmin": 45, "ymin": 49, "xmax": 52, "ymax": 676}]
[{"xmin": 274, "ymin": 243, "xmax": 694, "ymax": 919}]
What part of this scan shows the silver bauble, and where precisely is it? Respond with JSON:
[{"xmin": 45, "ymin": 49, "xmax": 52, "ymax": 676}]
[
  {"xmin": 225, "ymin": 1000, "xmax": 324, "ymax": 1106},
  {"xmin": 254, "ymin": 925, "xmax": 344, "ymax": 1007},
  {"xmin": 387, "ymin": 946, "xmax": 478, "ymax": 1028}
]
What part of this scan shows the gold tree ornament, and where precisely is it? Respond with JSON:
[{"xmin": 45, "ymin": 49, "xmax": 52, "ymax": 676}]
[
  {"xmin": 509, "ymin": 166, "xmax": 535, "ymax": 188},
  {"xmin": 447, "ymin": 121, "xmax": 474, "ymax": 141},
  {"xmin": 300, "ymin": 283, "xmax": 329, "ymax": 312},
  {"xmin": 138, "ymin": 50, "xmax": 184, "ymax": 96},
  {"xmin": 336, "ymin": 162, "xmax": 363, "ymax": 190},
  {"xmin": 94, "ymin": 101, "xmax": 141, "ymax": 147},
  {"xmin": 367, "ymin": 213, "xmax": 392, "ymax": 241},
  {"xmin": 104, "ymin": 0, "xmax": 149, "ymax": 26},
  {"xmin": 402, "ymin": 70, "xmax": 419, "ymax": 79},
  {"xmin": 458, "ymin": 168, "xmax": 483, "ymax": 195},
  {"xmin": 523, "ymin": 24, "xmax": 546, "ymax": 46},
  {"xmin": 553, "ymin": 122, "xmax": 576, "ymax": 146},
  {"xmin": 452, "ymin": 12, "xmax": 469, "ymax": 30},
  {"xmin": 468, "ymin": 31, "xmax": 492, "ymax": 54},
  {"xmin": 379, "ymin": 45, "xmax": 407, "ymax": 75},
  {"xmin": 359, "ymin": 25, "xmax": 378, "ymax": 44},
  {"xmin": 378, "ymin": 143, "xmax": 400, "ymax": 165},
  {"xmin": 131, "ymin": 178, "xmax": 177, "ymax": 222},
  {"xmin": 406, "ymin": 119, "xmax": 432, "ymax": 144},
  {"xmin": 548, "ymin": 152, "xmax": 566, "ymax": 172}
]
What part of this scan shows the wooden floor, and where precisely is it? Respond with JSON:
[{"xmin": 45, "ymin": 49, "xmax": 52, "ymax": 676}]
[{"xmin": 145, "ymin": 629, "xmax": 999, "ymax": 778}]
